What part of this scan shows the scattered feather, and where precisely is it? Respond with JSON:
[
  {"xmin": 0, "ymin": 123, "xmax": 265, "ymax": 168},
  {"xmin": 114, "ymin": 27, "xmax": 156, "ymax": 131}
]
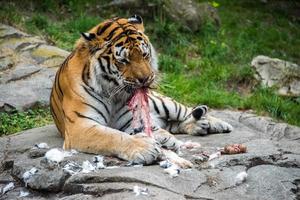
[
  {"xmin": 159, "ymin": 160, "xmax": 173, "ymax": 169},
  {"xmin": 209, "ymin": 163, "xmax": 216, "ymax": 169},
  {"xmin": 235, "ymin": 171, "xmax": 248, "ymax": 185},
  {"xmin": 63, "ymin": 162, "xmax": 82, "ymax": 175},
  {"xmin": 1, "ymin": 182, "xmax": 14, "ymax": 195},
  {"xmin": 163, "ymin": 164, "xmax": 180, "ymax": 178},
  {"xmin": 34, "ymin": 142, "xmax": 49, "ymax": 149},
  {"xmin": 106, "ymin": 166, "xmax": 120, "ymax": 169},
  {"xmin": 81, "ymin": 160, "xmax": 96, "ymax": 173},
  {"xmin": 133, "ymin": 164, "xmax": 143, "ymax": 168},
  {"xmin": 192, "ymin": 154, "xmax": 209, "ymax": 162},
  {"xmin": 70, "ymin": 149, "xmax": 78, "ymax": 154},
  {"xmin": 19, "ymin": 190, "xmax": 30, "ymax": 197},
  {"xmin": 45, "ymin": 148, "xmax": 73, "ymax": 163},
  {"xmin": 133, "ymin": 185, "xmax": 149, "ymax": 196},
  {"xmin": 93, "ymin": 155, "xmax": 105, "ymax": 169},
  {"xmin": 23, "ymin": 167, "xmax": 38, "ymax": 186},
  {"xmin": 208, "ymin": 151, "xmax": 221, "ymax": 161}
]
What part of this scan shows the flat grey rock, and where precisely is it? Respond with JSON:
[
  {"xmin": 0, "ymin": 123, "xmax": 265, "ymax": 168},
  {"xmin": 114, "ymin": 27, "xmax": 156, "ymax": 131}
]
[
  {"xmin": 0, "ymin": 24, "xmax": 69, "ymax": 112},
  {"xmin": 0, "ymin": 110, "xmax": 299, "ymax": 200}
]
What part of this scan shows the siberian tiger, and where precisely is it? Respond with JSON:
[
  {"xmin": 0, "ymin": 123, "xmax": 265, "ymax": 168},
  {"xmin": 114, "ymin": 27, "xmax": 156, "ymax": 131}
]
[{"xmin": 50, "ymin": 15, "xmax": 233, "ymax": 165}]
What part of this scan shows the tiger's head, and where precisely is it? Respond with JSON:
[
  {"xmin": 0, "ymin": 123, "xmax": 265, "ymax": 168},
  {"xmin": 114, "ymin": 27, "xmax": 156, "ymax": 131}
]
[{"xmin": 77, "ymin": 15, "xmax": 158, "ymax": 98}]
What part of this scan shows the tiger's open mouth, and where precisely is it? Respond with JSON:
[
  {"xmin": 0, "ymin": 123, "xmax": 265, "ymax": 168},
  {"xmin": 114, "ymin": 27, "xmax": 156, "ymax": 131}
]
[
  {"xmin": 123, "ymin": 76, "xmax": 154, "ymax": 94},
  {"xmin": 124, "ymin": 84, "xmax": 150, "ymax": 94}
]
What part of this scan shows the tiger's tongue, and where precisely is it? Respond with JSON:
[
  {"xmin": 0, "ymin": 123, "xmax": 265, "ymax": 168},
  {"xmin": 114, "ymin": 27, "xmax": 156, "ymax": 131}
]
[{"xmin": 128, "ymin": 88, "xmax": 152, "ymax": 137}]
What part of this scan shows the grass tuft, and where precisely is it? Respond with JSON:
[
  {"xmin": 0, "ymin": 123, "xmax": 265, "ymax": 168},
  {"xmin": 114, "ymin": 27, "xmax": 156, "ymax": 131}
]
[{"xmin": 0, "ymin": 108, "xmax": 52, "ymax": 136}]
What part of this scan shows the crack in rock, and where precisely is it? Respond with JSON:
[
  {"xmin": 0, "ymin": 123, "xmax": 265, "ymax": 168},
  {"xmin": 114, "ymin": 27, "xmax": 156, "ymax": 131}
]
[
  {"xmin": 0, "ymin": 32, "xmax": 28, "ymax": 40},
  {"xmin": 15, "ymin": 42, "xmax": 43, "ymax": 52},
  {"xmin": 216, "ymin": 153, "xmax": 300, "ymax": 171},
  {"xmin": 6, "ymin": 69, "xmax": 41, "ymax": 83},
  {"xmin": 193, "ymin": 174, "xmax": 218, "ymax": 193},
  {"xmin": 64, "ymin": 175, "xmax": 183, "ymax": 195},
  {"xmin": 291, "ymin": 179, "xmax": 300, "ymax": 199},
  {"xmin": 64, "ymin": 175, "xmax": 209, "ymax": 199}
]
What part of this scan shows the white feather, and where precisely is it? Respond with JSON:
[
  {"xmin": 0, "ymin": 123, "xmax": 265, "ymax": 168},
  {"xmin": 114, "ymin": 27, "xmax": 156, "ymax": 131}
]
[
  {"xmin": 1, "ymin": 182, "xmax": 14, "ymax": 194},
  {"xmin": 235, "ymin": 171, "xmax": 248, "ymax": 185},
  {"xmin": 45, "ymin": 148, "xmax": 73, "ymax": 163}
]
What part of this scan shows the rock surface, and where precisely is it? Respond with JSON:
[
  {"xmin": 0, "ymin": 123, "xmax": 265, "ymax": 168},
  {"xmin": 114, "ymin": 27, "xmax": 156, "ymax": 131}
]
[
  {"xmin": 1, "ymin": 110, "xmax": 300, "ymax": 200},
  {"xmin": 107, "ymin": 0, "xmax": 220, "ymax": 32},
  {"xmin": 251, "ymin": 55, "xmax": 300, "ymax": 97},
  {"xmin": 0, "ymin": 24, "xmax": 69, "ymax": 112}
]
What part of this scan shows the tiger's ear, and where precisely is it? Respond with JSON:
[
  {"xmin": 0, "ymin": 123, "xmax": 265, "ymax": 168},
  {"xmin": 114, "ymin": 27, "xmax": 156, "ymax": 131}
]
[
  {"xmin": 81, "ymin": 32, "xmax": 96, "ymax": 41},
  {"xmin": 128, "ymin": 14, "xmax": 144, "ymax": 32}
]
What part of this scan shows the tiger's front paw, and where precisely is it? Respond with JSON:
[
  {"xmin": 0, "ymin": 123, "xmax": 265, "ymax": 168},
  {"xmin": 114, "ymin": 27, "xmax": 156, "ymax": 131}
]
[
  {"xmin": 162, "ymin": 149, "xmax": 193, "ymax": 169},
  {"xmin": 206, "ymin": 116, "xmax": 233, "ymax": 134},
  {"xmin": 120, "ymin": 134, "xmax": 162, "ymax": 165}
]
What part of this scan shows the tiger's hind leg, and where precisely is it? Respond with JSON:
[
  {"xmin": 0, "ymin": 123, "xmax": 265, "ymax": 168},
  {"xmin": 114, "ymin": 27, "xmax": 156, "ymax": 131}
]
[
  {"xmin": 148, "ymin": 92, "xmax": 233, "ymax": 135},
  {"xmin": 166, "ymin": 105, "xmax": 233, "ymax": 136}
]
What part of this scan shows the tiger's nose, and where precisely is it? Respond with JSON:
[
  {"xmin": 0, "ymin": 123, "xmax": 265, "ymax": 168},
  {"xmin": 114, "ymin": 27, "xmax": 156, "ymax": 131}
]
[{"xmin": 137, "ymin": 76, "xmax": 150, "ymax": 85}]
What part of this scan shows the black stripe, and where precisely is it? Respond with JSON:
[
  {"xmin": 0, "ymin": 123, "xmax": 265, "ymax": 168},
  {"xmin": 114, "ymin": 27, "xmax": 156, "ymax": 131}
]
[
  {"xmin": 98, "ymin": 58, "xmax": 107, "ymax": 73},
  {"xmin": 56, "ymin": 68, "xmax": 64, "ymax": 98},
  {"xmin": 82, "ymin": 85, "xmax": 110, "ymax": 114},
  {"xmin": 169, "ymin": 122, "xmax": 173, "ymax": 133},
  {"xmin": 115, "ymin": 41, "xmax": 124, "ymax": 47},
  {"xmin": 149, "ymin": 96, "xmax": 160, "ymax": 114},
  {"xmin": 105, "ymin": 27, "xmax": 120, "ymax": 41},
  {"xmin": 66, "ymin": 115, "xmax": 75, "ymax": 123},
  {"xmin": 50, "ymin": 99, "xmax": 59, "ymax": 122},
  {"xmin": 97, "ymin": 22, "xmax": 113, "ymax": 35},
  {"xmin": 107, "ymin": 48, "xmax": 112, "ymax": 54},
  {"xmin": 176, "ymin": 105, "xmax": 182, "ymax": 120},
  {"xmin": 82, "ymin": 63, "xmax": 90, "ymax": 86},
  {"xmin": 159, "ymin": 98, "xmax": 170, "ymax": 119},
  {"xmin": 50, "ymin": 92, "xmax": 61, "ymax": 119},
  {"xmin": 53, "ymin": 69, "xmax": 61, "ymax": 98},
  {"xmin": 183, "ymin": 106, "xmax": 188, "ymax": 118},
  {"xmin": 102, "ymin": 74, "xmax": 119, "ymax": 86},
  {"xmin": 202, "ymin": 105, "xmax": 208, "ymax": 113},
  {"xmin": 70, "ymin": 86, "xmax": 85, "ymax": 100},
  {"xmin": 117, "ymin": 109, "xmax": 130, "ymax": 121},
  {"xmin": 74, "ymin": 111, "xmax": 101, "ymax": 124},
  {"xmin": 103, "ymin": 56, "xmax": 113, "ymax": 74},
  {"xmin": 116, "ymin": 46, "xmax": 125, "ymax": 56},
  {"xmin": 116, "ymin": 104, "xmax": 125, "ymax": 114},
  {"xmin": 123, "ymin": 23, "xmax": 135, "ymax": 29},
  {"xmin": 152, "ymin": 126, "xmax": 159, "ymax": 131},
  {"xmin": 120, "ymin": 117, "xmax": 132, "ymax": 131},
  {"xmin": 161, "ymin": 136, "xmax": 171, "ymax": 145},
  {"xmin": 83, "ymin": 102, "xmax": 108, "ymax": 124},
  {"xmin": 174, "ymin": 101, "xmax": 178, "ymax": 113},
  {"xmin": 110, "ymin": 32, "xmax": 127, "ymax": 45},
  {"xmin": 90, "ymin": 47, "xmax": 101, "ymax": 55},
  {"xmin": 60, "ymin": 51, "xmax": 75, "ymax": 72}
]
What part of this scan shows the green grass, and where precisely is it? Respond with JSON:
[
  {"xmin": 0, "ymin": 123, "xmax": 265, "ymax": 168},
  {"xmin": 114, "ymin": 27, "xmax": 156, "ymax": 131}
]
[
  {"xmin": 0, "ymin": 108, "xmax": 53, "ymax": 136},
  {"xmin": 0, "ymin": 0, "xmax": 299, "ymax": 135}
]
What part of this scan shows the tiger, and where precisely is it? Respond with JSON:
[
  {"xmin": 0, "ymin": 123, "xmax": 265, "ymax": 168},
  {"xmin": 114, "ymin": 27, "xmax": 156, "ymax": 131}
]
[{"xmin": 50, "ymin": 15, "xmax": 233, "ymax": 166}]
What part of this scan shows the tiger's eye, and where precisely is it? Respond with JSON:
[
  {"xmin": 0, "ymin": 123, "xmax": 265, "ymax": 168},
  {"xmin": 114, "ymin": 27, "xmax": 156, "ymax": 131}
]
[{"xmin": 120, "ymin": 58, "xmax": 128, "ymax": 64}]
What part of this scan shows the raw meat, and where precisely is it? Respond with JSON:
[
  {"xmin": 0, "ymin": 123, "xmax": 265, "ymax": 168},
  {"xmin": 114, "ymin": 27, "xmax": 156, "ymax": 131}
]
[{"xmin": 128, "ymin": 88, "xmax": 152, "ymax": 137}]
